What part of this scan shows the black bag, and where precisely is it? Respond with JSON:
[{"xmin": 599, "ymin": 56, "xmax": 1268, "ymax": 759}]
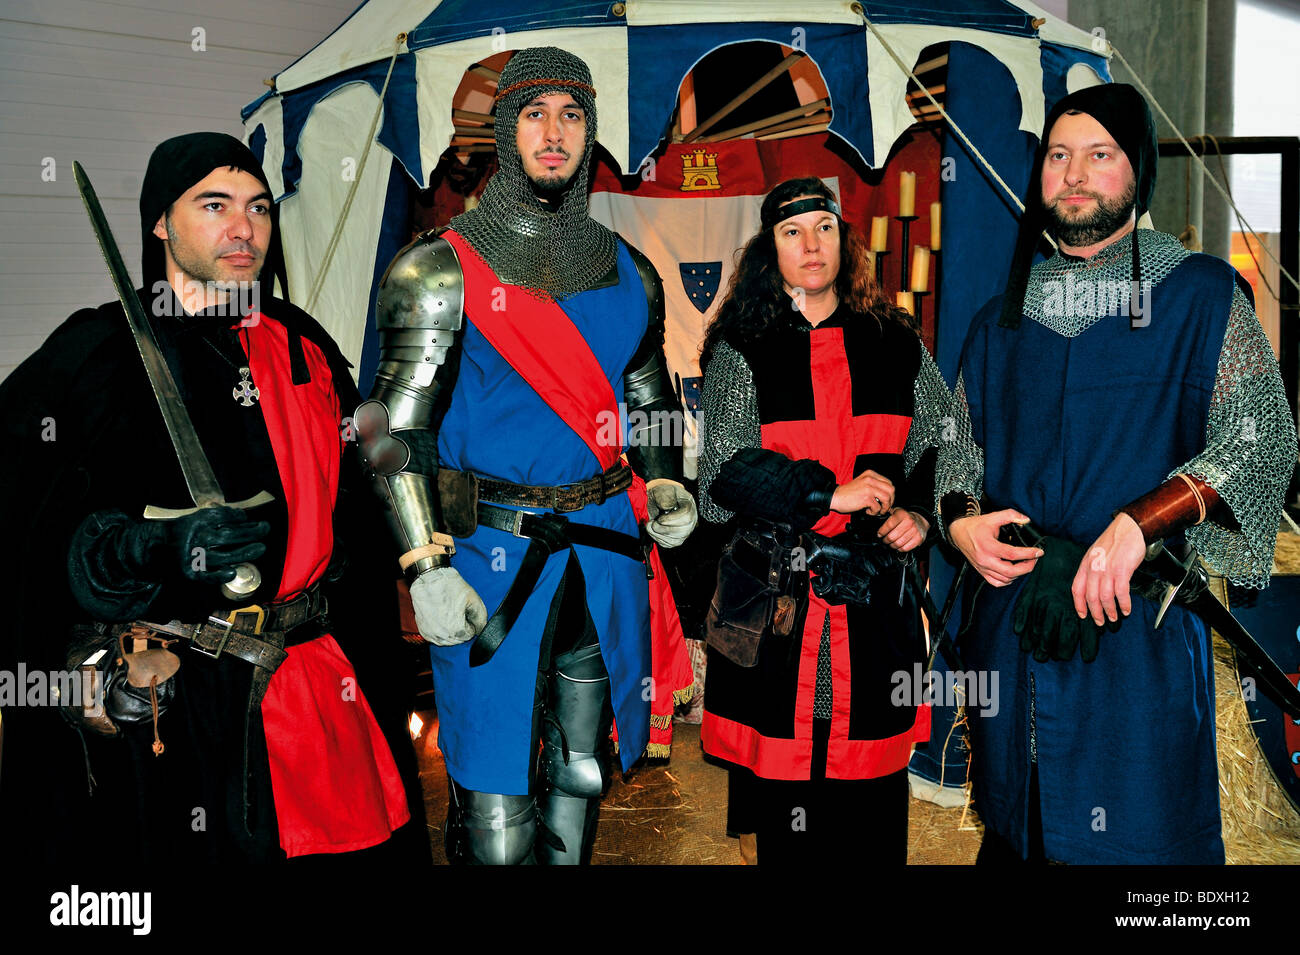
[{"xmin": 704, "ymin": 522, "xmax": 809, "ymax": 667}]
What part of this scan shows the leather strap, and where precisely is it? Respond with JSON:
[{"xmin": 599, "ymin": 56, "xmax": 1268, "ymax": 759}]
[
  {"xmin": 476, "ymin": 463, "xmax": 634, "ymax": 513},
  {"xmin": 469, "ymin": 504, "xmax": 646, "ymax": 667},
  {"xmin": 1119, "ymin": 474, "xmax": 1222, "ymax": 544}
]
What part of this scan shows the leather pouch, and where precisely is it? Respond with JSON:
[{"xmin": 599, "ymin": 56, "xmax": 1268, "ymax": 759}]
[
  {"xmin": 438, "ymin": 468, "xmax": 480, "ymax": 537},
  {"xmin": 62, "ymin": 623, "xmax": 180, "ymax": 754},
  {"xmin": 705, "ymin": 524, "xmax": 808, "ymax": 667}
]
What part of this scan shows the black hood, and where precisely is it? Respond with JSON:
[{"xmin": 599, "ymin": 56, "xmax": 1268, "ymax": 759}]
[
  {"xmin": 139, "ymin": 132, "xmax": 287, "ymax": 298},
  {"xmin": 998, "ymin": 83, "xmax": 1157, "ymax": 329}
]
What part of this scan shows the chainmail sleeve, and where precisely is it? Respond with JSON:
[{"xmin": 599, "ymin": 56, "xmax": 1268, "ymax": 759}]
[
  {"xmin": 933, "ymin": 369, "xmax": 986, "ymax": 539},
  {"xmin": 1178, "ymin": 284, "xmax": 1298, "ymax": 588},
  {"xmin": 903, "ymin": 341, "xmax": 952, "ymax": 479},
  {"xmin": 698, "ymin": 340, "xmax": 761, "ymax": 523}
]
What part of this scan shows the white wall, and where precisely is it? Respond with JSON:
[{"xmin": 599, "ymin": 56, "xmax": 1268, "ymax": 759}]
[
  {"xmin": 1233, "ymin": 0, "xmax": 1300, "ymax": 233},
  {"xmin": 0, "ymin": 0, "xmax": 357, "ymax": 377}
]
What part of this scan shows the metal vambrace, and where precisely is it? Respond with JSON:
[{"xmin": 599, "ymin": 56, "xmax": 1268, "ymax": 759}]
[
  {"xmin": 447, "ymin": 783, "xmax": 537, "ymax": 865},
  {"xmin": 355, "ymin": 230, "xmax": 464, "ymax": 579},
  {"xmin": 623, "ymin": 244, "xmax": 683, "ymax": 484},
  {"xmin": 538, "ymin": 640, "xmax": 613, "ymax": 865}
]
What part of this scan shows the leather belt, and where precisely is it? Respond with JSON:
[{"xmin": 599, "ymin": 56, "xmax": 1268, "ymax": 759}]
[
  {"xmin": 470, "ymin": 503, "xmax": 648, "ymax": 668},
  {"xmin": 133, "ymin": 586, "xmax": 328, "ymax": 676},
  {"xmin": 127, "ymin": 585, "xmax": 328, "ymax": 834},
  {"xmin": 477, "ymin": 463, "xmax": 633, "ymax": 513}
]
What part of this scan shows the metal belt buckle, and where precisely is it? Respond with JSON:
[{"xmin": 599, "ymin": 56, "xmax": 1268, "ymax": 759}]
[
  {"xmin": 511, "ymin": 509, "xmax": 538, "ymax": 538},
  {"xmin": 196, "ymin": 617, "xmax": 233, "ymax": 659},
  {"xmin": 195, "ymin": 605, "xmax": 264, "ymax": 659}
]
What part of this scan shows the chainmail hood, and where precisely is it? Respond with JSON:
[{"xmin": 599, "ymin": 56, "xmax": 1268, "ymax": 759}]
[{"xmin": 450, "ymin": 46, "xmax": 617, "ymax": 299}]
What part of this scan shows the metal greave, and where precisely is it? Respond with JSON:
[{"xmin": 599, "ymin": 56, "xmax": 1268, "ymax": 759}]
[
  {"xmin": 537, "ymin": 639, "xmax": 612, "ymax": 865},
  {"xmin": 446, "ymin": 782, "xmax": 537, "ymax": 865}
]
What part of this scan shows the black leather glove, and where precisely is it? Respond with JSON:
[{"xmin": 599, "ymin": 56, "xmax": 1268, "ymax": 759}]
[
  {"xmin": 115, "ymin": 506, "xmax": 270, "ymax": 585},
  {"xmin": 1011, "ymin": 536, "xmax": 1116, "ymax": 663},
  {"xmin": 711, "ymin": 448, "xmax": 836, "ymax": 530}
]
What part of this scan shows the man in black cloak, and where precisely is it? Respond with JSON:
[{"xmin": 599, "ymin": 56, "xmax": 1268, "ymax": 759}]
[{"xmin": 0, "ymin": 132, "xmax": 427, "ymax": 865}]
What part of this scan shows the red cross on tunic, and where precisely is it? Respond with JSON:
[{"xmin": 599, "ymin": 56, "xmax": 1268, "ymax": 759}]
[{"xmin": 759, "ymin": 324, "xmax": 912, "ymax": 538}]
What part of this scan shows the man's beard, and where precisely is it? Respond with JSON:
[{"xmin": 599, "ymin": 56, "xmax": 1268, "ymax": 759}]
[
  {"xmin": 1045, "ymin": 179, "xmax": 1137, "ymax": 247},
  {"xmin": 530, "ymin": 168, "xmax": 576, "ymax": 206}
]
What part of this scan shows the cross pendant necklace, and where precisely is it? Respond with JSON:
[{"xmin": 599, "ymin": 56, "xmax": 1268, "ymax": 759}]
[{"xmin": 232, "ymin": 366, "xmax": 260, "ymax": 407}]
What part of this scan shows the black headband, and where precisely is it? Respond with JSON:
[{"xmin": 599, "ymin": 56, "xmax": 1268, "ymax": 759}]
[{"xmin": 764, "ymin": 196, "xmax": 841, "ymax": 230}]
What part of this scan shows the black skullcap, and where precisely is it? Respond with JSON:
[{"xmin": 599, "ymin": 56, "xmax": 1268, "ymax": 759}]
[
  {"xmin": 998, "ymin": 83, "xmax": 1157, "ymax": 329},
  {"xmin": 139, "ymin": 132, "xmax": 281, "ymax": 291}
]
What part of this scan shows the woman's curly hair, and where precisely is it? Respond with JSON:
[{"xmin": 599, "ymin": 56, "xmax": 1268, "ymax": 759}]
[{"xmin": 699, "ymin": 177, "xmax": 913, "ymax": 370}]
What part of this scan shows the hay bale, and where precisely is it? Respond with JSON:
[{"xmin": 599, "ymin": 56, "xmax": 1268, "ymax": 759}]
[{"xmin": 1214, "ymin": 530, "xmax": 1300, "ymax": 864}]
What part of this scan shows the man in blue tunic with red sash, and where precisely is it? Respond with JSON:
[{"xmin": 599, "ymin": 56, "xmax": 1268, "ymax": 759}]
[
  {"xmin": 357, "ymin": 47, "xmax": 696, "ymax": 864},
  {"xmin": 937, "ymin": 84, "xmax": 1296, "ymax": 864}
]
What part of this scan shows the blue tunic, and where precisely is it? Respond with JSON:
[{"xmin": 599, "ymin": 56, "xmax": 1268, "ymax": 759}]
[
  {"xmin": 431, "ymin": 243, "xmax": 654, "ymax": 796},
  {"xmin": 959, "ymin": 253, "xmax": 1235, "ymax": 863}
]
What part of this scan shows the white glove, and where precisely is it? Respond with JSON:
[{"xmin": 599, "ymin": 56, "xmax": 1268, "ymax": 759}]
[
  {"xmin": 644, "ymin": 478, "xmax": 698, "ymax": 548},
  {"xmin": 409, "ymin": 566, "xmax": 488, "ymax": 646}
]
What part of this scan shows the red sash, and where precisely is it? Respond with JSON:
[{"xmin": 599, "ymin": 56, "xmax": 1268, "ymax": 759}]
[{"xmin": 442, "ymin": 230, "xmax": 693, "ymax": 752}]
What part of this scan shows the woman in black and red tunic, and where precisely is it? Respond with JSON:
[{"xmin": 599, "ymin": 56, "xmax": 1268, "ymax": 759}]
[{"xmin": 698, "ymin": 177, "xmax": 951, "ymax": 865}]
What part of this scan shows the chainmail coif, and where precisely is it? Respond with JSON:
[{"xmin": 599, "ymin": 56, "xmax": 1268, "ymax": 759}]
[{"xmin": 450, "ymin": 46, "xmax": 617, "ymax": 299}]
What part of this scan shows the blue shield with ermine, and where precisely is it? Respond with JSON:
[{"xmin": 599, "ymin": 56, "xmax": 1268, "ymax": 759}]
[{"xmin": 680, "ymin": 262, "xmax": 721, "ymax": 314}]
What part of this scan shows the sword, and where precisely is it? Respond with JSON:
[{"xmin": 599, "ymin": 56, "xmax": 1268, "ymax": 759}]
[
  {"xmin": 1000, "ymin": 517, "xmax": 1300, "ymax": 717},
  {"xmin": 73, "ymin": 161, "xmax": 273, "ymax": 601},
  {"xmin": 1139, "ymin": 542, "xmax": 1300, "ymax": 717}
]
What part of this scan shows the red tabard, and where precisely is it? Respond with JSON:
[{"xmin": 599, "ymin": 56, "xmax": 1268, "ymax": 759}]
[{"xmin": 242, "ymin": 313, "xmax": 409, "ymax": 857}]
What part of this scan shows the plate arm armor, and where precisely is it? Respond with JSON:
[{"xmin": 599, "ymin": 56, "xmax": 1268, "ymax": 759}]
[
  {"xmin": 354, "ymin": 230, "xmax": 464, "ymax": 580},
  {"xmin": 621, "ymin": 243, "xmax": 683, "ymax": 483}
]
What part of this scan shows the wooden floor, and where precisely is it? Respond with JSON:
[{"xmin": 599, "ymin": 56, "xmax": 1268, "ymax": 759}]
[{"xmin": 412, "ymin": 716, "xmax": 982, "ymax": 864}]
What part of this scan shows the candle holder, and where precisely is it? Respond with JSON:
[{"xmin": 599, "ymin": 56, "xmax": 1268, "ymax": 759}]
[
  {"xmin": 870, "ymin": 249, "xmax": 891, "ymax": 287},
  {"xmin": 895, "ymin": 214, "xmax": 918, "ymax": 290},
  {"xmin": 911, "ymin": 290, "xmax": 931, "ymax": 337}
]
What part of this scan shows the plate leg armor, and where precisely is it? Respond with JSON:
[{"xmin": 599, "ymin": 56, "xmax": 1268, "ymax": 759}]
[
  {"xmin": 446, "ymin": 782, "xmax": 537, "ymax": 865},
  {"xmin": 538, "ymin": 640, "xmax": 613, "ymax": 865}
]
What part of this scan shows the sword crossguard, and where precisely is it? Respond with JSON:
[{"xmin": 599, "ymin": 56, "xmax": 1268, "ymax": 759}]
[{"xmin": 142, "ymin": 490, "xmax": 275, "ymax": 521}]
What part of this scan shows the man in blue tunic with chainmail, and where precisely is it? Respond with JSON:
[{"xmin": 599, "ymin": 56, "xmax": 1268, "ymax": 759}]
[{"xmin": 937, "ymin": 83, "xmax": 1297, "ymax": 864}]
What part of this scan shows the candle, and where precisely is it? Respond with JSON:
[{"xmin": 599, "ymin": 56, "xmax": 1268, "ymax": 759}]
[
  {"xmin": 896, "ymin": 291, "xmax": 914, "ymax": 315},
  {"xmin": 898, "ymin": 171, "xmax": 916, "ymax": 217},
  {"xmin": 930, "ymin": 201, "xmax": 941, "ymax": 250},
  {"xmin": 870, "ymin": 216, "xmax": 889, "ymax": 252},
  {"xmin": 910, "ymin": 245, "xmax": 931, "ymax": 292},
  {"xmin": 866, "ymin": 250, "xmax": 877, "ymax": 282}
]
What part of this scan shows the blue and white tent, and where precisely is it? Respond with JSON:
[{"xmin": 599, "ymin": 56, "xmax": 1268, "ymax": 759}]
[{"xmin": 241, "ymin": 0, "xmax": 1110, "ymax": 385}]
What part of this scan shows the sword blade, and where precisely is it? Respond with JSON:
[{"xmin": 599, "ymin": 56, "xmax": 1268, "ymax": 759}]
[
  {"xmin": 1179, "ymin": 587, "xmax": 1300, "ymax": 717},
  {"xmin": 73, "ymin": 161, "xmax": 227, "ymax": 509},
  {"xmin": 1144, "ymin": 547, "xmax": 1300, "ymax": 716}
]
